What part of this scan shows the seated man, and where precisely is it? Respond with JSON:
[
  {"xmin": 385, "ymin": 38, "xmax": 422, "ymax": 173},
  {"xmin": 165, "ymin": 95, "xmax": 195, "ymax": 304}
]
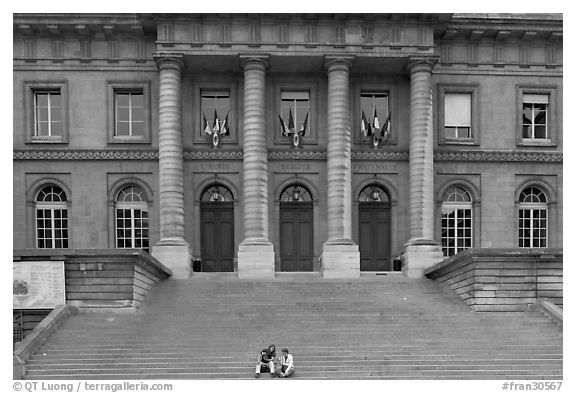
[
  {"xmin": 276, "ymin": 348, "xmax": 294, "ymax": 378},
  {"xmin": 255, "ymin": 344, "xmax": 276, "ymax": 378}
]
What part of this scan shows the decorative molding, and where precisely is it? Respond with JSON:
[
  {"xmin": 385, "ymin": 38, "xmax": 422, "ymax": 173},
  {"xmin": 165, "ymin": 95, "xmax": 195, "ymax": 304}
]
[
  {"xmin": 13, "ymin": 149, "xmax": 563, "ymax": 162},
  {"xmin": 434, "ymin": 151, "xmax": 562, "ymax": 162},
  {"xmin": 184, "ymin": 151, "xmax": 243, "ymax": 160},
  {"xmin": 352, "ymin": 151, "xmax": 409, "ymax": 160},
  {"xmin": 268, "ymin": 150, "xmax": 326, "ymax": 160}
]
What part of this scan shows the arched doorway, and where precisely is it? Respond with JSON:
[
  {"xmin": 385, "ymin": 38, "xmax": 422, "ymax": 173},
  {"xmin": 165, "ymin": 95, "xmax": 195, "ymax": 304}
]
[
  {"xmin": 358, "ymin": 183, "xmax": 392, "ymax": 271},
  {"xmin": 200, "ymin": 183, "xmax": 234, "ymax": 272},
  {"xmin": 279, "ymin": 183, "xmax": 313, "ymax": 271}
]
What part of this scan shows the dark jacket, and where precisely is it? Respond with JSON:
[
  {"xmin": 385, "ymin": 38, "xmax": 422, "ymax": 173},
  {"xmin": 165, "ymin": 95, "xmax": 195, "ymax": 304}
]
[{"xmin": 260, "ymin": 346, "xmax": 276, "ymax": 363}]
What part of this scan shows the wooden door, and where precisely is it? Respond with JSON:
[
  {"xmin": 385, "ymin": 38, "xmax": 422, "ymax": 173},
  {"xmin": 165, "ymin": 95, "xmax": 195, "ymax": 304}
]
[
  {"xmin": 279, "ymin": 202, "xmax": 313, "ymax": 271},
  {"xmin": 359, "ymin": 203, "xmax": 391, "ymax": 271},
  {"xmin": 200, "ymin": 202, "xmax": 234, "ymax": 272}
]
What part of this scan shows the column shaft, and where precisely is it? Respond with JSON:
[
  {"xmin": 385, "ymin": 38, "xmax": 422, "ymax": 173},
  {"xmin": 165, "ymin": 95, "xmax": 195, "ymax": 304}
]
[
  {"xmin": 325, "ymin": 58, "xmax": 353, "ymax": 243},
  {"xmin": 157, "ymin": 58, "xmax": 186, "ymax": 243},
  {"xmin": 237, "ymin": 55, "xmax": 275, "ymax": 279},
  {"xmin": 408, "ymin": 59, "xmax": 436, "ymax": 241},
  {"xmin": 241, "ymin": 58, "xmax": 269, "ymax": 242},
  {"xmin": 321, "ymin": 57, "xmax": 359, "ymax": 279},
  {"xmin": 152, "ymin": 55, "xmax": 191, "ymax": 279}
]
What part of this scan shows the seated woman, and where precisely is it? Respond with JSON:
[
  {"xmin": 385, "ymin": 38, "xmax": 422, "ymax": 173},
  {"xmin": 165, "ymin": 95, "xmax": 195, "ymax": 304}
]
[
  {"xmin": 277, "ymin": 348, "xmax": 294, "ymax": 378},
  {"xmin": 255, "ymin": 344, "xmax": 276, "ymax": 378}
]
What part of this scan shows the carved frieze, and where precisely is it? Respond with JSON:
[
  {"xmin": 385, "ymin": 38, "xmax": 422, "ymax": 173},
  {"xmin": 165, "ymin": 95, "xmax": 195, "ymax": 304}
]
[{"xmin": 13, "ymin": 149, "xmax": 563, "ymax": 163}]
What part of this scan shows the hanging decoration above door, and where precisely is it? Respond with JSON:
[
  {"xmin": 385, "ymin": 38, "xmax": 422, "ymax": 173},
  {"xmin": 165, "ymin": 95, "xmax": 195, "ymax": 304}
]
[
  {"xmin": 361, "ymin": 109, "xmax": 391, "ymax": 149},
  {"xmin": 203, "ymin": 110, "xmax": 230, "ymax": 148},
  {"xmin": 278, "ymin": 109, "xmax": 308, "ymax": 148}
]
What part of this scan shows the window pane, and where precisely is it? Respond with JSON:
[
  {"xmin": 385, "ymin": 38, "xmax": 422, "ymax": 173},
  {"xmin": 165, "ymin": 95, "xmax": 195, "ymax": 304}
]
[
  {"xmin": 534, "ymin": 125, "xmax": 547, "ymax": 139},
  {"xmin": 116, "ymin": 94, "xmax": 129, "ymax": 107},
  {"xmin": 36, "ymin": 94, "xmax": 49, "ymax": 106},
  {"xmin": 130, "ymin": 93, "xmax": 144, "ymax": 107},
  {"xmin": 445, "ymin": 93, "xmax": 471, "ymax": 127},
  {"xmin": 131, "ymin": 107, "xmax": 144, "ymax": 122},
  {"xmin": 116, "ymin": 122, "xmax": 130, "ymax": 136},
  {"xmin": 50, "ymin": 94, "xmax": 62, "ymax": 107},
  {"xmin": 117, "ymin": 107, "xmax": 130, "ymax": 122},
  {"xmin": 131, "ymin": 121, "xmax": 144, "ymax": 136}
]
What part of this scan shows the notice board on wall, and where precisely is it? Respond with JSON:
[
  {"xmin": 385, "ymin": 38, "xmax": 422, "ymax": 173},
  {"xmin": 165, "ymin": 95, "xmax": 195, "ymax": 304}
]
[{"xmin": 13, "ymin": 261, "xmax": 66, "ymax": 309}]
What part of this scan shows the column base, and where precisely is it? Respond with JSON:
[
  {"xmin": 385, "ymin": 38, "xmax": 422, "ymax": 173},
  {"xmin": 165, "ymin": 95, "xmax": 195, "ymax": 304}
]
[
  {"xmin": 237, "ymin": 240, "xmax": 275, "ymax": 279},
  {"xmin": 152, "ymin": 240, "xmax": 191, "ymax": 279},
  {"xmin": 400, "ymin": 239, "xmax": 444, "ymax": 279},
  {"xmin": 320, "ymin": 241, "xmax": 360, "ymax": 279}
]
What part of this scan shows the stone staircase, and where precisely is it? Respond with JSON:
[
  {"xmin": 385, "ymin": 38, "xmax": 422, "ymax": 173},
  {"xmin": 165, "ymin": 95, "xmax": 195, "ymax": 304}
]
[{"xmin": 23, "ymin": 274, "xmax": 562, "ymax": 379}]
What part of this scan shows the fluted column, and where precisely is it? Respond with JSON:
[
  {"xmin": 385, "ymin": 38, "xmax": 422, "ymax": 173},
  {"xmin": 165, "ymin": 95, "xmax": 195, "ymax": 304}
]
[
  {"xmin": 320, "ymin": 56, "xmax": 360, "ymax": 278},
  {"xmin": 237, "ymin": 55, "xmax": 275, "ymax": 279},
  {"xmin": 152, "ymin": 54, "xmax": 191, "ymax": 279},
  {"xmin": 401, "ymin": 56, "xmax": 443, "ymax": 278}
]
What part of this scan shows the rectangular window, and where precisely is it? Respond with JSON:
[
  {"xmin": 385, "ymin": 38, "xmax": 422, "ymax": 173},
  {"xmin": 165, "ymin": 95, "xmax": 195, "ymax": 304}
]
[
  {"xmin": 441, "ymin": 207, "xmax": 472, "ymax": 257},
  {"xmin": 280, "ymin": 91, "xmax": 310, "ymax": 133},
  {"xmin": 108, "ymin": 81, "xmax": 150, "ymax": 144},
  {"xmin": 519, "ymin": 209, "xmax": 547, "ymax": 248},
  {"xmin": 36, "ymin": 208, "xmax": 68, "ymax": 249},
  {"xmin": 115, "ymin": 90, "xmax": 145, "ymax": 137},
  {"xmin": 34, "ymin": 90, "xmax": 63, "ymax": 137},
  {"xmin": 444, "ymin": 93, "xmax": 472, "ymax": 139},
  {"xmin": 360, "ymin": 92, "xmax": 389, "ymax": 127},
  {"xmin": 116, "ymin": 208, "xmax": 149, "ymax": 252},
  {"xmin": 522, "ymin": 94, "xmax": 548, "ymax": 140},
  {"xmin": 201, "ymin": 90, "xmax": 231, "ymax": 132}
]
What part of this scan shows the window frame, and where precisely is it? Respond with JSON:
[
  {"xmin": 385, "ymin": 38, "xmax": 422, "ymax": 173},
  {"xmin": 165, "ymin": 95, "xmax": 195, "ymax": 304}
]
[
  {"xmin": 273, "ymin": 81, "xmax": 318, "ymax": 146},
  {"xmin": 114, "ymin": 185, "xmax": 150, "ymax": 252},
  {"xmin": 437, "ymin": 84, "xmax": 479, "ymax": 146},
  {"xmin": 517, "ymin": 187, "xmax": 548, "ymax": 249},
  {"xmin": 352, "ymin": 82, "xmax": 398, "ymax": 145},
  {"xmin": 107, "ymin": 81, "xmax": 151, "ymax": 144},
  {"xmin": 516, "ymin": 86, "xmax": 557, "ymax": 147},
  {"xmin": 192, "ymin": 81, "xmax": 238, "ymax": 145},
  {"xmin": 34, "ymin": 185, "xmax": 69, "ymax": 249},
  {"xmin": 440, "ymin": 186, "xmax": 473, "ymax": 257},
  {"xmin": 25, "ymin": 81, "xmax": 69, "ymax": 144}
]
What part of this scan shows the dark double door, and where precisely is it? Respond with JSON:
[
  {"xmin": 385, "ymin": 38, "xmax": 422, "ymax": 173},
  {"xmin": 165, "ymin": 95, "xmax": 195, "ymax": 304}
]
[
  {"xmin": 200, "ymin": 202, "xmax": 234, "ymax": 272},
  {"xmin": 359, "ymin": 202, "xmax": 392, "ymax": 271},
  {"xmin": 279, "ymin": 202, "xmax": 313, "ymax": 271}
]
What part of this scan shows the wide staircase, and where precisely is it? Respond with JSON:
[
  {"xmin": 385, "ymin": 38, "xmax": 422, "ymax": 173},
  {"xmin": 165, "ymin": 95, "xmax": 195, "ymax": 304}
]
[{"xmin": 23, "ymin": 274, "xmax": 562, "ymax": 379}]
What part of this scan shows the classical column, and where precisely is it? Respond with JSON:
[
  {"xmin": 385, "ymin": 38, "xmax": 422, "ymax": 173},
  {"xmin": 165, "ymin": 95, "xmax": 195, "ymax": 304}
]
[
  {"xmin": 151, "ymin": 54, "xmax": 191, "ymax": 279},
  {"xmin": 401, "ymin": 56, "xmax": 443, "ymax": 278},
  {"xmin": 237, "ymin": 55, "xmax": 275, "ymax": 279},
  {"xmin": 320, "ymin": 56, "xmax": 360, "ymax": 279}
]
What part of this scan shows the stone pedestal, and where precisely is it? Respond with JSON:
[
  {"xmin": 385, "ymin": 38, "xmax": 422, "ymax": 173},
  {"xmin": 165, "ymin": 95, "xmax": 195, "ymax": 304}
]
[
  {"xmin": 237, "ymin": 241, "xmax": 275, "ymax": 279},
  {"xmin": 152, "ymin": 242, "xmax": 191, "ymax": 279},
  {"xmin": 401, "ymin": 240, "xmax": 444, "ymax": 279},
  {"xmin": 321, "ymin": 242, "xmax": 360, "ymax": 279}
]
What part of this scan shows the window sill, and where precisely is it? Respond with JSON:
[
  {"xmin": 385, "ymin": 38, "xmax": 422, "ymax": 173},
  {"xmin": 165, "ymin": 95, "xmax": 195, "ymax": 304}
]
[
  {"xmin": 518, "ymin": 139, "xmax": 555, "ymax": 147},
  {"xmin": 109, "ymin": 137, "xmax": 151, "ymax": 144},
  {"xmin": 440, "ymin": 138, "xmax": 478, "ymax": 146},
  {"xmin": 27, "ymin": 137, "xmax": 67, "ymax": 144}
]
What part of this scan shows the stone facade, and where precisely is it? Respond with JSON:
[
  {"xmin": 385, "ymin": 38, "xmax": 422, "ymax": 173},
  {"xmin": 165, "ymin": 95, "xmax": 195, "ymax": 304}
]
[{"xmin": 13, "ymin": 14, "xmax": 563, "ymax": 278}]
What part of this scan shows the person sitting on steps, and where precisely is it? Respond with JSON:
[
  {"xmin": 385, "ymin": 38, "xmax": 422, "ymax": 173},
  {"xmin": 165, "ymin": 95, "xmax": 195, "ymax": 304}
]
[
  {"xmin": 276, "ymin": 348, "xmax": 294, "ymax": 378},
  {"xmin": 255, "ymin": 344, "xmax": 276, "ymax": 378}
]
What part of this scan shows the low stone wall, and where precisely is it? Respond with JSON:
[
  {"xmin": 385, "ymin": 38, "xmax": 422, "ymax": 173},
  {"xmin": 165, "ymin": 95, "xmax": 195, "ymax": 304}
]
[
  {"xmin": 424, "ymin": 248, "xmax": 562, "ymax": 312},
  {"xmin": 14, "ymin": 249, "xmax": 172, "ymax": 308},
  {"xmin": 13, "ymin": 304, "xmax": 77, "ymax": 379}
]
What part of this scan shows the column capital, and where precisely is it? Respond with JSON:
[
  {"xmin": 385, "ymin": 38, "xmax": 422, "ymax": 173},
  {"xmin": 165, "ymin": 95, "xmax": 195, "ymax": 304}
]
[
  {"xmin": 324, "ymin": 55, "xmax": 354, "ymax": 72},
  {"xmin": 406, "ymin": 56, "xmax": 439, "ymax": 75},
  {"xmin": 153, "ymin": 52, "xmax": 185, "ymax": 71},
  {"xmin": 239, "ymin": 54, "xmax": 270, "ymax": 71}
]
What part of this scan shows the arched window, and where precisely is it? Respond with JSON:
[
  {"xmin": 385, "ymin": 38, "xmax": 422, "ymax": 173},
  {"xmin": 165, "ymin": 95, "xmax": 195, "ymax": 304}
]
[
  {"xmin": 441, "ymin": 186, "xmax": 473, "ymax": 257},
  {"xmin": 35, "ymin": 185, "xmax": 68, "ymax": 248},
  {"xmin": 280, "ymin": 183, "xmax": 312, "ymax": 202},
  {"xmin": 518, "ymin": 187, "xmax": 548, "ymax": 248},
  {"xmin": 201, "ymin": 184, "xmax": 234, "ymax": 202},
  {"xmin": 358, "ymin": 184, "xmax": 390, "ymax": 203},
  {"xmin": 115, "ymin": 185, "xmax": 149, "ymax": 251}
]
